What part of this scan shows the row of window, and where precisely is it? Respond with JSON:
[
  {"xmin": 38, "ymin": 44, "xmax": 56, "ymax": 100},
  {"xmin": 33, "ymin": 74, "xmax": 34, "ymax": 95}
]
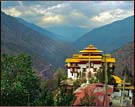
[{"xmin": 71, "ymin": 71, "xmax": 96, "ymax": 78}]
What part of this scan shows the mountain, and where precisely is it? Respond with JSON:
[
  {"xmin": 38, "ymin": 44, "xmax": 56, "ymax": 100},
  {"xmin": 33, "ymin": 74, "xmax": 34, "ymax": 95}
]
[
  {"xmin": 17, "ymin": 18, "xmax": 89, "ymax": 42},
  {"xmin": 16, "ymin": 18, "xmax": 65, "ymax": 41},
  {"xmin": 112, "ymin": 42, "xmax": 134, "ymax": 78},
  {"xmin": 46, "ymin": 25, "xmax": 90, "ymax": 42},
  {"xmin": 75, "ymin": 16, "xmax": 134, "ymax": 53},
  {"xmin": 1, "ymin": 12, "xmax": 75, "ymax": 79}
]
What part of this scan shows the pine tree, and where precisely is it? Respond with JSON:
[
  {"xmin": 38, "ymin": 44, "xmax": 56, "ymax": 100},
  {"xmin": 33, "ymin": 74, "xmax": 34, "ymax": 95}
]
[
  {"xmin": 1, "ymin": 54, "xmax": 40, "ymax": 106},
  {"xmin": 55, "ymin": 85, "xmax": 74, "ymax": 106},
  {"xmin": 96, "ymin": 63, "xmax": 116, "ymax": 85}
]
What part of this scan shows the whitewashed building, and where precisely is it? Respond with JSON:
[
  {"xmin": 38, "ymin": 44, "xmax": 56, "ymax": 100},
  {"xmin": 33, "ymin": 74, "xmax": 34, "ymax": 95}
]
[{"xmin": 65, "ymin": 44, "xmax": 116, "ymax": 80}]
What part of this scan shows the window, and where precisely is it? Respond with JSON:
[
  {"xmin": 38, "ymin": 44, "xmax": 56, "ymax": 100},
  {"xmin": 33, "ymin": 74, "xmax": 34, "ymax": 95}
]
[
  {"xmin": 83, "ymin": 68, "xmax": 86, "ymax": 72},
  {"xmin": 88, "ymin": 72, "xmax": 91, "ymax": 78},
  {"xmin": 93, "ymin": 68, "xmax": 97, "ymax": 72},
  {"xmin": 91, "ymin": 63, "xmax": 94, "ymax": 67},
  {"xmin": 71, "ymin": 73, "xmax": 73, "ymax": 76},
  {"xmin": 77, "ymin": 72, "xmax": 79, "ymax": 78},
  {"xmin": 82, "ymin": 72, "xmax": 85, "ymax": 77},
  {"xmin": 73, "ymin": 63, "xmax": 75, "ymax": 66}
]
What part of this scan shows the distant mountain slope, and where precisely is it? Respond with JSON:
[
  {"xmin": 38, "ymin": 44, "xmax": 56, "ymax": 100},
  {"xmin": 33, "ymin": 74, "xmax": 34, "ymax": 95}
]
[
  {"xmin": 112, "ymin": 42, "xmax": 134, "ymax": 77},
  {"xmin": 16, "ymin": 18, "xmax": 65, "ymax": 41},
  {"xmin": 1, "ymin": 12, "xmax": 75, "ymax": 79},
  {"xmin": 46, "ymin": 25, "xmax": 90, "ymax": 42},
  {"xmin": 75, "ymin": 16, "xmax": 134, "ymax": 53},
  {"xmin": 17, "ymin": 18, "xmax": 89, "ymax": 42}
]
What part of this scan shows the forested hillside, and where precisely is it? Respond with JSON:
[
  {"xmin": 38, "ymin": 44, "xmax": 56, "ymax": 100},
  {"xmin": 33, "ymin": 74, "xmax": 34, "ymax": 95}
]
[
  {"xmin": 112, "ymin": 42, "xmax": 134, "ymax": 77},
  {"xmin": 1, "ymin": 12, "xmax": 75, "ymax": 79},
  {"xmin": 75, "ymin": 16, "xmax": 134, "ymax": 53}
]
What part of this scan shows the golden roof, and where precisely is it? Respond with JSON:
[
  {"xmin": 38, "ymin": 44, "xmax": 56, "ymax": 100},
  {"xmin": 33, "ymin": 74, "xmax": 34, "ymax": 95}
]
[
  {"xmin": 103, "ymin": 58, "xmax": 116, "ymax": 62},
  {"xmin": 65, "ymin": 58, "xmax": 80, "ymax": 62},
  {"xmin": 77, "ymin": 55, "xmax": 102, "ymax": 59},
  {"xmin": 84, "ymin": 47, "xmax": 97, "ymax": 50},
  {"xmin": 80, "ymin": 44, "xmax": 102, "ymax": 53},
  {"xmin": 65, "ymin": 57, "xmax": 115, "ymax": 63},
  {"xmin": 88, "ymin": 44, "xmax": 96, "ymax": 48},
  {"xmin": 80, "ymin": 50, "xmax": 103, "ymax": 53},
  {"xmin": 112, "ymin": 75, "xmax": 133, "ymax": 89},
  {"xmin": 72, "ymin": 54, "xmax": 80, "ymax": 58},
  {"xmin": 104, "ymin": 54, "xmax": 111, "ymax": 57},
  {"xmin": 84, "ymin": 45, "xmax": 97, "ymax": 50},
  {"xmin": 65, "ymin": 44, "xmax": 116, "ymax": 63},
  {"xmin": 79, "ymin": 59, "xmax": 102, "ymax": 61},
  {"xmin": 112, "ymin": 75, "xmax": 123, "ymax": 84},
  {"xmin": 73, "ymin": 54, "xmax": 80, "ymax": 56}
]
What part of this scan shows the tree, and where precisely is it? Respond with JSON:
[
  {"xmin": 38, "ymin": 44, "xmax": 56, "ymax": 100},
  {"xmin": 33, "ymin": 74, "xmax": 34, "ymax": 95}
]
[
  {"xmin": 89, "ymin": 77, "xmax": 98, "ymax": 84},
  {"xmin": 122, "ymin": 66, "xmax": 133, "ymax": 84},
  {"xmin": 55, "ymin": 84, "xmax": 74, "ymax": 106},
  {"xmin": 96, "ymin": 60, "xmax": 116, "ymax": 106},
  {"xmin": 96, "ymin": 68, "xmax": 105, "ymax": 83},
  {"xmin": 73, "ymin": 79, "xmax": 81, "ymax": 91},
  {"xmin": 53, "ymin": 67, "xmax": 66, "ymax": 87},
  {"xmin": 36, "ymin": 81, "xmax": 54, "ymax": 106},
  {"xmin": 96, "ymin": 63, "xmax": 116, "ymax": 85},
  {"xmin": 1, "ymin": 54, "xmax": 40, "ymax": 106},
  {"xmin": 120, "ymin": 66, "xmax": 132, "ymax": 106}
]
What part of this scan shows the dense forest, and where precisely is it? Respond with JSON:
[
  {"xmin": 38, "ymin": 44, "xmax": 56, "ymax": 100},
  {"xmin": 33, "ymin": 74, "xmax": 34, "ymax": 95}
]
[{"xmin": 1, "ymin": 54, "xmax": 75, "ymax": 106}]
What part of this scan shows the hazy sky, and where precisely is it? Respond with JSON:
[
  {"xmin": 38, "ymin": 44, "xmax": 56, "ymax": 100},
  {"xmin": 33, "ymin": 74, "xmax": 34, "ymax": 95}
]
[{"xmin": 1, "ymin": 1, "xmax": 134, "ymax": 29}]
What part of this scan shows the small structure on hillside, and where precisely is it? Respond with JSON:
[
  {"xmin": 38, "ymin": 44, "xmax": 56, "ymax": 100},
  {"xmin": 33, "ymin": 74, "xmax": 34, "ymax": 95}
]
[
  {"xmin": 112, "ymin": 75, "xmax": 134, "ymax": 97},
  {"xmin": 65, "ymin": 44, "xmax": 116, "ymax": 81},
  {"xmin": 73, "ymin": 83, "xmax": 114, "ymax": 106},
  {"xmin": 111, "ymin": 75, "xmax": 134, "ymax": 106}
]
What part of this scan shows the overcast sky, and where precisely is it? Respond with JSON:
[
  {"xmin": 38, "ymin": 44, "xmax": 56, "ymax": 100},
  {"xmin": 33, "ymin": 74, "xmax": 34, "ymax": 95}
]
[{"xmin": 1, "ymin": 1, "xmax": 134, "ymax": 29}]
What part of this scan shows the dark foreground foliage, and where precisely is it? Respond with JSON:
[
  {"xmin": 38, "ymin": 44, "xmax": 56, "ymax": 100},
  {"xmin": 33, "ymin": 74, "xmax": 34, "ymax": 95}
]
[
  {"xmin": 1, "ymin": 54, "xmax": 74, "ymax": 106},
  {"xmin": 1, "ymin": 54, "xmax": 41, "ymax": 105}
]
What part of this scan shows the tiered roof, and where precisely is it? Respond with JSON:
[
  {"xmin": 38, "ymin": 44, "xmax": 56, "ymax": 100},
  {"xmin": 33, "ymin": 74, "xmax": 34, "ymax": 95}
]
[
  {"xmin": 65, "ymin": 44, "xmax": 116, "ymax": 63},
  {"xmin": 80, "ymin": 45, "xmax": 103, "ymax": 53},
  {"xmin": 65, "ymin": 59, "xmax": 80, "ymax": 63}
]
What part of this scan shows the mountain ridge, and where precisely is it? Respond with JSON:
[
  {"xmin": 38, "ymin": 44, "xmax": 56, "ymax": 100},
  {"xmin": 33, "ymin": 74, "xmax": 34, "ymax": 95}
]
[
  {"xmin": 1, "ymin": 12, "xmax": 134, "ymax": 80},
  {"xmin": 112, "ymin": 41, "xmax": 134, "ymax": 78},
  {"xmin": 16, "ymin": 17, "xmax": 66, "ymax": 41},
  {"xmin": 74, "ymin": 15, "xmax": 134, "ymax": 53},
  {"xmin": 45, "ymin": 25, "xmax": 90, "ymax": 42},
  {"xmin": 1, "ymin": 12, "xmax": 75, "ymax": 79}
]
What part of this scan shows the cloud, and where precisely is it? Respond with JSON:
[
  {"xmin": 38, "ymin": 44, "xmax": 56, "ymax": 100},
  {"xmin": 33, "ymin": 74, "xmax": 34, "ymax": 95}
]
[
  {"xmin": 41, "ymin": 15, "xmax": 64, "ymax": 25},
  {"xmin": 91, "ymin": 11, "xmax": 113, "ymax": 23},
  {"xmin": 46, "ymin": 4, "xmax": 65, "ymax": 11},
  {"xmin": 65, "ymin": 10, "xmax": 88, "ymax": 24},
  {"xmin": 3, "ymin": 7, "xmax": 21, "ymax": 17},
  {"xmin": 1, "ymin": 1, "xmax": 134, "ymax": 29},
  {"xmin": 90, "ymin": 8, "xmax": 133, "ymax": 27}
]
